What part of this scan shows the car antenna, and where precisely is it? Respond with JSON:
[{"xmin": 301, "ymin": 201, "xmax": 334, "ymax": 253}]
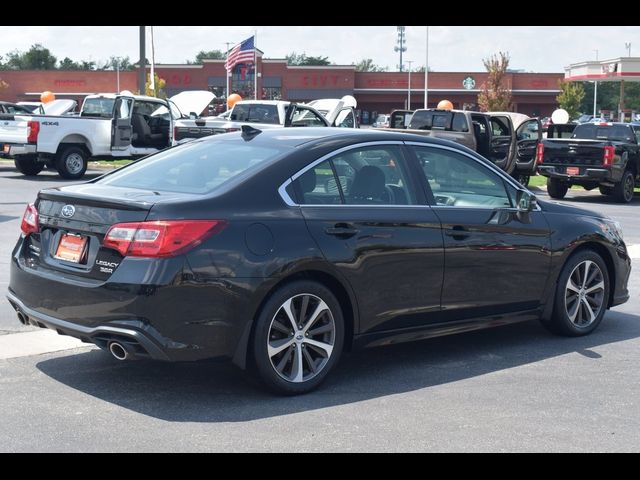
[{"xmin": 241, "ymin": 124, "xmax": 262, "ymax": 140}]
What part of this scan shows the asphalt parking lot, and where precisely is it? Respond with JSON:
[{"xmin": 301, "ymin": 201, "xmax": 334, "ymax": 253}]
[{"xmin": 0, "ymin": 161, "xmax": 639, "ymax": 452}]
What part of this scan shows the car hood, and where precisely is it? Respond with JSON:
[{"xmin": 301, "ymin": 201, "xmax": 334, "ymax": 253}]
[
  {"xmin": 537, "ymin": 198, "xmax": 607, "ymax": 219},
  {"xmin": 169, "ymin": 90, "xmax": 216, "ymax": 118}
]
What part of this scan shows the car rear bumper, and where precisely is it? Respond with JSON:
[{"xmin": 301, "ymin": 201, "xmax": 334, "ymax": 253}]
[
  {"xmin": 8, "ymin": 242, "xmax": 261, "ymax": 362},
  {"xmin": 6, "ymin": 290, "xmax": 170, "ymax": 360},
  {"xmin": 7, "ymin": 144, "xmax": 37, "ymax": 156},
  {"xmin": 538, "ymin": 165, "xmax": 612, "ymax": 182}
]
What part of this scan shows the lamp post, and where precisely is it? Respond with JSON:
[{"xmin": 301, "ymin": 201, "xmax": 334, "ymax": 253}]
[
  {"xmin": 625, "ymin": 42, "xmax": 631, "ymax": 57},
  {"xmin": 406, "ymin": 60, "xmax": 413, "ymax": 110},
  {"xmin": 593, "ymin": 49, "xmax": 599, "ymax": 118}
]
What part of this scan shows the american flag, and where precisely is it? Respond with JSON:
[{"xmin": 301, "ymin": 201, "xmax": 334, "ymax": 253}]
[{"xmin": 225, "ymin": 36, "xmax": 255, "ymax": 72}]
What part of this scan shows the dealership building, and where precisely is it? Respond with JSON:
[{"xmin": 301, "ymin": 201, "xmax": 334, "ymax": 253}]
[{"xmin": 0, "ymin": 55, "xmax": 564, "ymax": 122}]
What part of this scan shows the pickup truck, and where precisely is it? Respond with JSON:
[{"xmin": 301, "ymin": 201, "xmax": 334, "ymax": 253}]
[
  {"xmin": 0, "ymin": 90, "xmax": 214, "ymax": 179},
  {"xmin": 537, "ymin": 122, "xmax": 640, "ymax": 203},
  {"xmin": 173, "ymin": 96, "xmax": 358, "ymax": 142},
  {"xmin": 382, "ymin": 108, "xmax": 541, "ymax": 182}
]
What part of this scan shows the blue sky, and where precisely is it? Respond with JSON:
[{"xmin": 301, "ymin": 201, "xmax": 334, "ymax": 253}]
[{"xmin": 1, "ymin": 26, "xmax": 638, "ymax": 72}]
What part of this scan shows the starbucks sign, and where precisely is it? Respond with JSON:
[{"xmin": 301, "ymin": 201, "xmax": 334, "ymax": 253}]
[{"xmin": 462, "ymin": 76, "xmax": 476, "ymax": 90}]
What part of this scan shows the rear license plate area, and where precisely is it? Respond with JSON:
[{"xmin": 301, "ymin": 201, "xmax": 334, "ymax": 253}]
[{"xmin": 54, "ymin": 233, "xmax": 88, "ymax": 263}]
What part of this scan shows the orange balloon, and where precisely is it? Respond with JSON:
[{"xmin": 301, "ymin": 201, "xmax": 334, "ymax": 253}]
[
  {"xmin": 40, "ymin": 91, "xmax": 55, "ymax": 103},
  {"xmin": 226, "ymin": 93, "xmax": 242, "ymax": 109},
  {"xmin": 437, "ymin": 100, "xmax": 453, "ymax": 110}
]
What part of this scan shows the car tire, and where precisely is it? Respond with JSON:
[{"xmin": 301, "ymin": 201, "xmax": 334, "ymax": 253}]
[
  {"xmin": 599, "ymin": 185, "xmax": 613, "ymax": 196},
  {"xmin": 252, "ymin": 280, "xmax": 344, "ymax": 395},
  {"xmin": 14, "ymin": 155, "xmax": 44, "ymax": 176},
  {"xmin": 547, "ymin": 178, "xmax": 569, "ymax": 199},
  {"xmin": 612, "ymin": 169, "xmax": 635, "ymax": 203},
  {"xmin": 543, "ymin": 250, "xmax": 610, "ymax": 337},
  {"xmin": 55, "ymin": 146, "xmax": 88, "ymax": 180}
]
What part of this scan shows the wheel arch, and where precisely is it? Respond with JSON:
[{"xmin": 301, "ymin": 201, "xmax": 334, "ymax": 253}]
[
  {"xmin": 542, "ymin": 241, "xmax": 617, "ymax": 322},
  {"xmin": 57, "ymin": 135, "xmax": 93, "ymax": 157},
  {"xmin": 232, "ymin": 268, "xmax": 358, "ymax": 370}
]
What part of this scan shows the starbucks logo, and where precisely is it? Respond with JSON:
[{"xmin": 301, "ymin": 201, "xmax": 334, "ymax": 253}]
[{"xmin": 462, "ymin": 76, "xmax": 476, "ymax": 90}]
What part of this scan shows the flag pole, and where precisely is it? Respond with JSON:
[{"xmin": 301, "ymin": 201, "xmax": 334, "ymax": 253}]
[
  {"xmin": 254, "ymin": 29, "xmax": 258, "ymax": 100},
  {"xmin": 225, "ymin": 42, "xmax": 231, "ymax": 110}
]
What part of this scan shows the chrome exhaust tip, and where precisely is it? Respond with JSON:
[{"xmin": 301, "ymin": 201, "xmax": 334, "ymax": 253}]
[
  {"xmin": 16, "ymin": 311, "xmax": 28, "ymax": 325},
  {"xmin": 108, "ymin": 342, "xmax": 130, "ymax": 361}
]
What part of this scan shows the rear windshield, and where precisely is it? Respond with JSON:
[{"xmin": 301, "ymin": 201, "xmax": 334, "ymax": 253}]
[
  {"xmin": 572, "ymin": 124, "xmax": 635, "ymax": 142},
  {"xmin": 230, "ymin": 104, "xmax": 280, "ymax": 124},
  {"xmin": 98, "ymin": 138, "xmax": 289, "ymax": 194},
  {"xmin": 81, "ymin": 97, "xmax": 116, "ymax": 118}
]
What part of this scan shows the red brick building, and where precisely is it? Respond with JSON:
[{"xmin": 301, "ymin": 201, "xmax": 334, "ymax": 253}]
[{"xmin": 0, "ymin": 57, "xmax": 563, "ymax": 123}]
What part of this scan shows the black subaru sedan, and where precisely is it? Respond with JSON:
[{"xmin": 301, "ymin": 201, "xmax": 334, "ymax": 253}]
[{"xmin": 7, "ymin": 128, "xmax": 631, "ymax": 394}]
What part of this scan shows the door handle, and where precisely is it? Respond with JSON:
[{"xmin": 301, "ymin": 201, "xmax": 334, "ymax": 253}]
[
  {"xmin": 325, "ymin": 223, "xmax": 359, "ymax": 238},
  {"xmin": 444, "ymin": 225, "xmax": 470, "ymax": 240}
]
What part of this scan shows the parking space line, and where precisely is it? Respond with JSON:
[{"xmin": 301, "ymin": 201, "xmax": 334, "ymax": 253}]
[{"xmin": 0, "ymin": 329, "xmax": 92, "ymax": 360}]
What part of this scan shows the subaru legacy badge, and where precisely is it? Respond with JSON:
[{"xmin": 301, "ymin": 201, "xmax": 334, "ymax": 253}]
[{"xmin": 61, "ymin": 205, "xmax": 76, "ymax": 218}]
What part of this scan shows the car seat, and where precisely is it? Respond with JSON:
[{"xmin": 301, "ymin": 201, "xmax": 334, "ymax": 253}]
[{"xmin": 349, "ymin": 165, "xmax": 394, "ymax": 204}]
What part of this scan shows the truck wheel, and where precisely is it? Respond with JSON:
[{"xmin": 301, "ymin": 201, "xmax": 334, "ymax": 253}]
[
  {"xmin": 612, "ymin": 170, "xmax": 635, "ymax": 203},
  {"xmin": 14, "ymin": 155, "xmax": 44, "ymax": 176},
  {"xmin": 547, "ymin": 178, "xmax": 569, "ymax": 199},
  {"xmin": 599, "ymin": 186, "xmax": 613, "ymax": 196},
  {"xmin": 55, "ymin": 146, "xmax": 88, "ymax": 180},
  {"xmin": 516, "ymin": 174, "xmax": 530, "ymax": 187}
]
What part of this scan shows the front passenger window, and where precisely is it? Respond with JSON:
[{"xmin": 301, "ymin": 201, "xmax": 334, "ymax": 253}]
[{"xmin": 412, "ymin": 146, "xmax": 512, "ymax": 208}]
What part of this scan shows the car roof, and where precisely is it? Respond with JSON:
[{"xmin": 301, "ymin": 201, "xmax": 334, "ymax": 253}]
[{"xmin": 195, "ymin": 126, "xmax": 479, "ymax": 152}]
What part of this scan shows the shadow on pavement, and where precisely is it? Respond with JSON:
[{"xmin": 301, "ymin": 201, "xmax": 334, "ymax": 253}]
[{"xmin": 36, "ymin": 311, "xmax": 640, "ymax": 422}]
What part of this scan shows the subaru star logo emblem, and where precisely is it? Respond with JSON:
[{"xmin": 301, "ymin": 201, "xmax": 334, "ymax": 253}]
[{"xmin": 61, "ymin": 205, "xmax": 76, "ymax": 218}]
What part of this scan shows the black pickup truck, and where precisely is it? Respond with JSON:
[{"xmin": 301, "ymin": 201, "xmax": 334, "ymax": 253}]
[{"xmin": 537, "ymin": 122, "xmax": 640, "ymax": 203}]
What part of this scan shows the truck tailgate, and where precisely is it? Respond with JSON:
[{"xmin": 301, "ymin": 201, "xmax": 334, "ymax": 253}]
[
  {"xmin": 0, "ymin": 115, "xmax": 29, "ymax": 144},
  {"xmin": 543, "ymin": 139, "xmax": 606, "ymax": 166}
]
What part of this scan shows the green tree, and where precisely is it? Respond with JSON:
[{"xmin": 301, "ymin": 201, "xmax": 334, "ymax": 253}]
[
  {"xmin": 580, "ymin": 81, "xmax": 640, "ymax": 114},
  {"xmin": 5, "ymin": 44, "xmax": 57, "ymax": 70},
  {"xmin": 354, "ymin": 58, "xmax": 387, "ymax": 72},
  {"xmin": 100, "ymin": 56, "xmax": 133, "ymax": 71},
  {"xmin": 286, "ymin": 52, "xmax": 330, "ymax": 66},
  {"xmin": 58, "ymin": 57, "xmax": 81, "ymax": 70},
  {"xmin": 477, "ymin": 51, "xmax": 512, "ymax": 112},
  {"xmin": 556, "ymin": 81, "xmax": 585, "ymax": 120},
  {"xmin": 190, "ymin": 50, "xmax": 224, "ymax": 64},
  {"xmin": 145, "ymin": 73, "xmax": 167, "ymax": 98}
]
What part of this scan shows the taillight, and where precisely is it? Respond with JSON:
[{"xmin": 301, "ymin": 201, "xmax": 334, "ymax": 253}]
[
  {"xmin": 27, "ymin": 121, "xmax": 40, "ymax": 144},
  {"xmin": 103, "ymin": 220, "xmax": 226, "ymax": 258},
  {"xmin": 535, "ymin": 143, "xmax": 545, "ymax": 165},
  {"xmin": 603, "ymin": 145, "xmax": 615, "ymax": 167},
  {"xmin": 20, "ymin": 203, "xmax": 39, "ymax": 235}
]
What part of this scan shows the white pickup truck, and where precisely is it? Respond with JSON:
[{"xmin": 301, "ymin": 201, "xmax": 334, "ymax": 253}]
[
  {"xmin": 174, "ymin": 96, "xmax": 359, "ymax": 142},
  {"xmin": 0, "ymin": 91, "xmax": 214, "ymax": 179}
]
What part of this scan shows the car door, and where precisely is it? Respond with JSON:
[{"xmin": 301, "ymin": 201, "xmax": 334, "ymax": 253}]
[
  {"xmin": 407, "ymin": 142, "xmax": 552, "ymax": 322},
  {"xmin": 488, "ymin": 115, "xmax": 516, "ymax": 173},
  {"xmin": 515, "ymin": 118, "xmax": 542, "ymax": 175},
  {"xmin": 289, "ymin": 142, "xmax": 444, "ymax": 334},
  {"xmin": 284, "ymin": 104, "xmax": 330, "ymax": 127},
  {"xmin": 111, "ymin": 97, "xmax": 133, "ymax": 150}
]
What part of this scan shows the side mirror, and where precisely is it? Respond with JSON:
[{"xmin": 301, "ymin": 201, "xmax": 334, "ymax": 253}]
[
  {"xmin": 189, "ymin": 111, "xmax": 198, "ymax": 120},
  {"xmin": 517, "ymin": 190, "xmax": 538, "ymax": 212}
]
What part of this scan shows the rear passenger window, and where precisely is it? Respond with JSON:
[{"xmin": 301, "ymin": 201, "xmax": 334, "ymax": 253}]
[
  {"xmin": 294, "ymin": 160, "xmax": 343, "ymax": 205},
  {"xmin": 452, "ymin": 113, "xmax": 469, "ymax": 132},
  {"xmin": 291, "ymin": 146, "xmax": 417, "ymax": 205}
]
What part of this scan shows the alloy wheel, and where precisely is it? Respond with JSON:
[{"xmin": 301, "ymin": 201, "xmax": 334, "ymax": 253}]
[
  {"xmin": 267, "ymin": 293, "xmax": 336, "ymax": 383},
  {"xmin": 564, "ymin": 260, "xmax": 605, "ymax": 328}
]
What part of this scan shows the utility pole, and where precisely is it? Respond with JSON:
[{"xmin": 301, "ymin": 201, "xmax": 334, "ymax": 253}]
[
  {"xmin": 138, "ymin": 26, "xmax": 146, "ymax": 94},
  {"xmin": 424, "ymin": 26, "xmax": 429, "ymax": 108},
  {"xmin": 395, "ymin": 26, "xmax": 407, "ymax": 72}
]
